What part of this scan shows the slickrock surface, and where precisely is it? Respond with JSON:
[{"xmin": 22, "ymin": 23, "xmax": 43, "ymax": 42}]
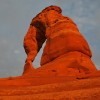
[{"xmin": 0, "ymin": 71, "xmax": 100, "ymax": 100}]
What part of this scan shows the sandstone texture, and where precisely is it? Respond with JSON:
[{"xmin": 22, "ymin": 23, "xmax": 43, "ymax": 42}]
[
  {"xmin": 23, "ymin": 5, "xmax": 96, "ymax": 76},
  {"xmin": 0, "ymin": 71, "xmax": 100, "ymax": 99},
  {"xmin": 0, "ymin": 5, "xmax": 99, "ymax": 100}
]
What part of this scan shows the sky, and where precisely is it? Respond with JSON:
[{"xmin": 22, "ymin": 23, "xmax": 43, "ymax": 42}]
[{"xmin": 0, "ymin": 0, "xmax": 100, "ymax": 77}]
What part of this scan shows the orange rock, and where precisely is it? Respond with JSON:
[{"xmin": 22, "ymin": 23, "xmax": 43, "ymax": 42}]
[
  {"xmin": 0, "ymin": 72, "xmax": 100, "ymax": 99},
  {"xmin": 22, "ymin": 61, "xmax": 35, "ymax": 75},
  {"xmin": 23, "ymin": 5, "xmax": 97, "ymax": 76},
  {"xmin": 0, "ymin": 5, "xmax": 99, "ymax": 99}
]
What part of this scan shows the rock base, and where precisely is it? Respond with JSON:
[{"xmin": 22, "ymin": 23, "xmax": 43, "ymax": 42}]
[{"xmin": 0, "ymin": 70, "xmax": 100, "ymax": 100}]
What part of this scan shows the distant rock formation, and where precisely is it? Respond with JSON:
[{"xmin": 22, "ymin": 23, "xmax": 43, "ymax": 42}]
[{"xmin": 23, "ymin": 5, "xmax": 97, "ymax": 76}]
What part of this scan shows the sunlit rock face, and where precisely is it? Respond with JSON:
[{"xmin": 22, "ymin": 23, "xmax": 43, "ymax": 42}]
[
  {"xmin": 0, "ymin": 5, "xmax": 100, "ymax": 99},
  {"xmin": 23, "ymin": 5, "xmax": 96, "ymax": 76}
]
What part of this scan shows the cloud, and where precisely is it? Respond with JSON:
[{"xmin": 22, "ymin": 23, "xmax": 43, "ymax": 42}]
[{"xmin": 14, "ymin": 50, "xmax": 20, "ymax": 54}]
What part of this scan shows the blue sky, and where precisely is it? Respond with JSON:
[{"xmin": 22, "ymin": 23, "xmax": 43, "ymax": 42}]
[{"xmin": 0, "ymin": 0, "xmax": 100, "ymax": 77}]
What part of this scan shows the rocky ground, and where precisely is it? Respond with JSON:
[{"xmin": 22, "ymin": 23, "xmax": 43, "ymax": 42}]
[{"xmin": 0, "ymin": 71, "xmax": 100, "ymax": 100}]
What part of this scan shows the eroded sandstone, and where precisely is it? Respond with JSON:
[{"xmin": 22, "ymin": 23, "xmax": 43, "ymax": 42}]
[
  {"xmin": 0, "ymin": 5, "xmax": 99, "ymax": 100},
  {"xmin": 23, "ymin": 5, "xmax": 96, "ymax": 76}
]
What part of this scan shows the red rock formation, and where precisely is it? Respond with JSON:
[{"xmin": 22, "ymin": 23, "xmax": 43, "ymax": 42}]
[
  {"xmin": 23, "ymin": 5, "xmax": 97, "ymax": 76},
  {"xmin": 0, "ymin": 5, "xmax": 100, "ymax": 99}
]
